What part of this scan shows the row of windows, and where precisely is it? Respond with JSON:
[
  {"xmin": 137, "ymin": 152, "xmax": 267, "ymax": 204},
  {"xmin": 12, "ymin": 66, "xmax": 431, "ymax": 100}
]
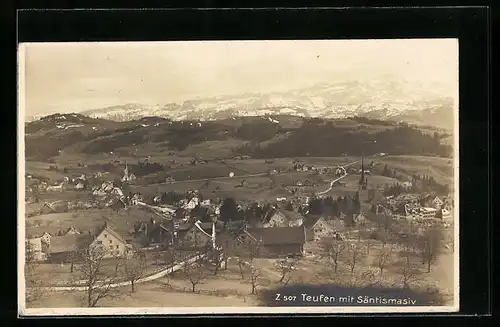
[{"xmin": 96, "ymin": 240, "xmax": 120, "ymax": 249}]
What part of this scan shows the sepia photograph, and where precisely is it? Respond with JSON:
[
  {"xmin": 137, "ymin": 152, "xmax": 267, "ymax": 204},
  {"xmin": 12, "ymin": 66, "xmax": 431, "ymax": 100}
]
[{"xmin": 18, "ymin": 39, "xmax": 459, "ymax": 315}]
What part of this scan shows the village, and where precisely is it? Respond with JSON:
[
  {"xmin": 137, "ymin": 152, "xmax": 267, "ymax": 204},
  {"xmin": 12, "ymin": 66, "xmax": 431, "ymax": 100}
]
[{"xmin": 24, "ymin": 155, "xmax": 455, "ymax": 307}]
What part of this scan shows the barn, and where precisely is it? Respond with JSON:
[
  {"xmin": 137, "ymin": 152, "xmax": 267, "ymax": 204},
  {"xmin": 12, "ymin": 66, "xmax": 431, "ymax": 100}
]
[{"xmin": 246, "ymin": 226, "xmax": 306, "ymax": 258}]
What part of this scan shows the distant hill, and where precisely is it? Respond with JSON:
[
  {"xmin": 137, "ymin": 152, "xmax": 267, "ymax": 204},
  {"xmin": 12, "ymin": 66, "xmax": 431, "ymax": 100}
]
[{"xmin": 24, "ymin": 114, "xmax": 453, "ymax": 161}]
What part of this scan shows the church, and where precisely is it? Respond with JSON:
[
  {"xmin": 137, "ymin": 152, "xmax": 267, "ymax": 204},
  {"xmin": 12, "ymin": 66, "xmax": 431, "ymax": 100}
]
[{"xmin": 121, "ymin": 161, "xmax": 137, "ymax": 182}]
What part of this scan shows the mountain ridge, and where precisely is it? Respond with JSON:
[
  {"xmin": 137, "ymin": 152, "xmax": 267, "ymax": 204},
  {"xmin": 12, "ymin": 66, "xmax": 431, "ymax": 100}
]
[{"xmin": 27, "ymin": 78, "xmax": 456, "ymax": 130}]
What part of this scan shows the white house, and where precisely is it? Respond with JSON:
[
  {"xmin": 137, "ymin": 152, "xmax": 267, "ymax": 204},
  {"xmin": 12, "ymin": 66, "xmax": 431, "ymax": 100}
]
[
  {"xmin": 26, "ymin": 238, "xmax": 47, "ymax": 261},
  {"xmin": 183, "ymin": 197, "xmax": 199, "ymax": 210},
  {"xmin": 433, "ymin": 196, "xmax": 444, "ymax": 209},
  {"xmin": 402, "ymin": 181, "xmax": 413, "ymax": 188},
  {"xmin": 420, "ymin": 207, "xmax": 438, "ymax": 219},
  {"xmin": 263, "ymin": 211, "xmax": 288, "ymax": 228}
]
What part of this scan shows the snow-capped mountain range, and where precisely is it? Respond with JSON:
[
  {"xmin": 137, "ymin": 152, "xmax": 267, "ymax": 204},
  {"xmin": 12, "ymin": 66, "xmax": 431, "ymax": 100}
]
[{"xmin": 29, "ymin": 78, "xmax": 456, "ymax": 128}]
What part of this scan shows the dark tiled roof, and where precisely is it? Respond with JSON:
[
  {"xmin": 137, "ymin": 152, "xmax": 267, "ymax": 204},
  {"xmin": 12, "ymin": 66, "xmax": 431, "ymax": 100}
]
[
  {"xmin": 47, "ymin": 234, "xmax": 93, "ymax": 254},
  {"xmin": 246, "ymin": 226, "xmax": 305, "ymax": 246},
  {"xmin": 302, "ymin": 215, "xmax": 322, "ymax": 229}
]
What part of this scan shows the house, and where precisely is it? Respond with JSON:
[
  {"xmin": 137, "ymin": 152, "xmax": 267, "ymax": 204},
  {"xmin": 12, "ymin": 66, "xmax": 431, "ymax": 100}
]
[
  {"xmin": 420, "ymin": 207, "xmax": 438, "ymax": 219},
  {"xmin": 26, "ymin": 238, "xmax": 47, "ymax": 261},
  {"xmin": 303, "ymin": 216, "xmax": 334, "ymax": 241},
  {"xmin": 135, "ymin": 218, "xmax": 175, "ymax": 247},
  {"xmin": 437, "ymin": 208, "xmax": 453, "ymax": 220},
  {"xmin": 433, "ymin": 196, "xmax": 444, "ymax": 209},
  {"xmin": 90, "ymin": 224, "xmax": 129, "ymax": 258},
  {"xmin": 263, "ymin": 211, "xmax": 288, "ymax": 228},
  {"xmin": 182, "ymin": 196, "xmax": 199, "ymax": 210},
  {"xmin": 37, "ymin": 201, "xmax": 67, "ymax": 215},
  {"xmin": 175, "ymin": 222, "xmax": 213, "ymax": 250},
  {"xmin": 75, "ymin": 182, "xmax": 85, "ymax": 190},
  {"xmin": 45, "ymin": 234, "xmax": 92, "ymax": 263},
  {"xmin": 39, "ymin": 232, "xmax": 52, "ymax": 244},
  {"xmin": 107, "ymin": 198, "xmax": 127, "ymax": 211},
  {"xmin": 282, "ymin": 211, "xmax": 305, "ymax": 227},
  {"xmin": 354, "ymin": 213, "xmax": 369, "ymax": 225},
  {"xmin": 65, "ymin": 227, "xmax": 81, "ymax": 235},
  {"xmin": 402, "ymin": 181, "xmax": 413, "ymax": 188},
  {"xmin": 245, "ymin": 226, "xmax": 306, "ymax": 258},
  {"xmin": 130, "ymin": 193, "xmax": 143, "ymax": 205}
]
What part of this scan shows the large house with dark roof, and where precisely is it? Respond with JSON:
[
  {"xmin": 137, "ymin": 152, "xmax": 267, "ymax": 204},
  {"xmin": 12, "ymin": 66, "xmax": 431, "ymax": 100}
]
[
  {"xmin": 245, "ymin": 226, "xmax": 306, "ymax": 258},
  {"xmin": 303, "ymin": 216, "xmax": 335, "ymax": 241},
  {"xmin": 44, "ymin": 224, "xmax": 129, "ymax": 263}
]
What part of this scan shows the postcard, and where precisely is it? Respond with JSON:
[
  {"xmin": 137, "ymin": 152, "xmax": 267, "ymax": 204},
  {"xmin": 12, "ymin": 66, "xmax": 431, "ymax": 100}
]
[{"xmin": 18, "ymin": 39, "xmax": 459, "ymax": 316}]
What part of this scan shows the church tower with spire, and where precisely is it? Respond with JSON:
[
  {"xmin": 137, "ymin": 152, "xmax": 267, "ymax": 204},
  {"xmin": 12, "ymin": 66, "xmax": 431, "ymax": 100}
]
[
  {"xmin": 121, "ymin": 160, "xmax": 129, "ymax": 182},
  {"xmin": 359, "ymin": 156, "xmax": 367, "ymax": 190}
]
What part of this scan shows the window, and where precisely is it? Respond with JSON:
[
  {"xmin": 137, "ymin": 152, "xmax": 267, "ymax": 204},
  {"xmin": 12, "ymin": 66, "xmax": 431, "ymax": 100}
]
[
  {"xmin": 104, "ymin": 234, "xmax": 107, "ymax": 238},
  {"xmin": 116, "ymin": 245, "xmax": 119, "ymax": 249},
  {"xmin": 109, "ymin": 240, "xmax": 112, "ymax": 244}
]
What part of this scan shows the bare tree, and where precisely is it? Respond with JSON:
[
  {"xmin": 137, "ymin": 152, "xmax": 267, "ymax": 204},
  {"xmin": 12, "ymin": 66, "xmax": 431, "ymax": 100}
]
[
  {"xmin": 184, "ymin": 261, "xmax": 207, "ymax": 293},
  {"xmin": 320, "ymin": 238, "xmax": 346, "ymax": 274},
  {"xmin": 418, "ymin": 227, "xmax": 442, "ymax": 273},
  {"xmin": 400, "ymin": 251, "xmax": 421, "ymax": 289},
  {"xmin": 77, "ymin": 244, "xmax": 123, "ymax": 307},
  {"xmin": 233, "ymin": 238, "xmax": 263, "ymax": 280},
  {"xmin": 209, "ymin": 246, "xmax": 224, "ymax": 276},
  {"xmin": 66, "ymin": 250, "xmax": 80, "ymax": 273},
  {"xmin": 376, "ymin": 244, "xmax": 394, "ymax": 276},
  {"xmin": 274, "ymin": 258, "xmax": 299, "ymax": 285},
  {"xmin": 345, "ymin": 243, "xmax": 364, "ymax": 275},
  {"xmin": 122, "ymin": 252, "xmax": 147, "ymax": 293},
  {"xmin": 163, "ymin": 246, "xmax": 178, "ymax": 274},
  {"xmin": 248, "ymin": 261, "xmax": 263, "ymax": 295}
]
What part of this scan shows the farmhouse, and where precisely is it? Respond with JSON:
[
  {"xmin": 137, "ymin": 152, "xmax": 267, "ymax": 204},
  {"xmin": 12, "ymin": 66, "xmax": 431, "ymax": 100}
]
[
  {"xmin": 246, "ymin": 226, "xmax": 306, "ymax": 258},
  {"xmin": 354, "ymin": 212, "xmax": 370, "ymax": 225},
  {"xmin": 65, "ymin": 227, "xmax": 81, "ymax": 235},
  {"xmin": 45, "ymin": 234, "xmax": 92, "ymax": 263},
  {"xmin": 263, "ymin": 211, "xmax": 288, "ymax": 228},
  {"xmin": 175, "ymin": 222, "xmax": 213, "ymax": 250},
  {"xmin": 433, "ymin": 196, "xmax": 444, "ymax": 208},
  {"xmin": 420, "ymin": 207, "xmax": 438, "ymax": 219},
  {"xmin": 90, "ymin": 224, "xmax": 129, "ymax": 258},
  {"xmin": 303, "ymin": 216, "xmax": 334, "ymax": 242},
  {"xmin": 45, "ymin": 224, "xmax": 129, "ymax": 262},
  {"xmin": 135, "ymin": 219, "xmax": 175, "ymax": 247},
  {"xmin": 436, "ymin": 208, "xmax": 452, "ymax": 220}
]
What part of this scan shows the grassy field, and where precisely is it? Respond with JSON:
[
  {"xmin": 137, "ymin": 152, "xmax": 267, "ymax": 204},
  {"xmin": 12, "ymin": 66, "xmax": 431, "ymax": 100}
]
[
  {"xmin": 25, "ymin": 208, "xmax": 156, "ymax": 237},
  {"xmin": 29, "ymin": 243, "xmax": 454, "ymax": 308},
  {"xmin": 376, "ymin": 155, "xmax": 454, "ymax": 186}
]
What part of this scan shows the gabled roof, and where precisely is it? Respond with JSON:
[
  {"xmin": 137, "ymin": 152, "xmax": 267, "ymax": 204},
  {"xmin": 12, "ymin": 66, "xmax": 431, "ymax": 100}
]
[
  {"xmin": 95, "ymin": 225, "xmax": 127, "ymax": 244},
  {"xmin": 246, "ymin": 226, "xmax": 305, "ymax": 245},
  {"xmin": 47, "ymin": 234, "xmax": 93, "ymax": 254},
  {"xmin": 302, "ymin": 215, "xmax": 323, "ymax": 229}
]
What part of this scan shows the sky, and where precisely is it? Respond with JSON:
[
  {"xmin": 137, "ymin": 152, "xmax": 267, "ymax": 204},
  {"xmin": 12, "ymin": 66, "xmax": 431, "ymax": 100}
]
[{"xmin": 19, "ymin": 39, "xmax": 458, "ymax": 118}]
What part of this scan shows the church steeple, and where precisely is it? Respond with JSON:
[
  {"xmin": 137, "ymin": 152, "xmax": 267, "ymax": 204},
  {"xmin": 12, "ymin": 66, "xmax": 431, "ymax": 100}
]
[{"xmin": 359, "ymin": 156, "xmax": 365, "ymax": 187}]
